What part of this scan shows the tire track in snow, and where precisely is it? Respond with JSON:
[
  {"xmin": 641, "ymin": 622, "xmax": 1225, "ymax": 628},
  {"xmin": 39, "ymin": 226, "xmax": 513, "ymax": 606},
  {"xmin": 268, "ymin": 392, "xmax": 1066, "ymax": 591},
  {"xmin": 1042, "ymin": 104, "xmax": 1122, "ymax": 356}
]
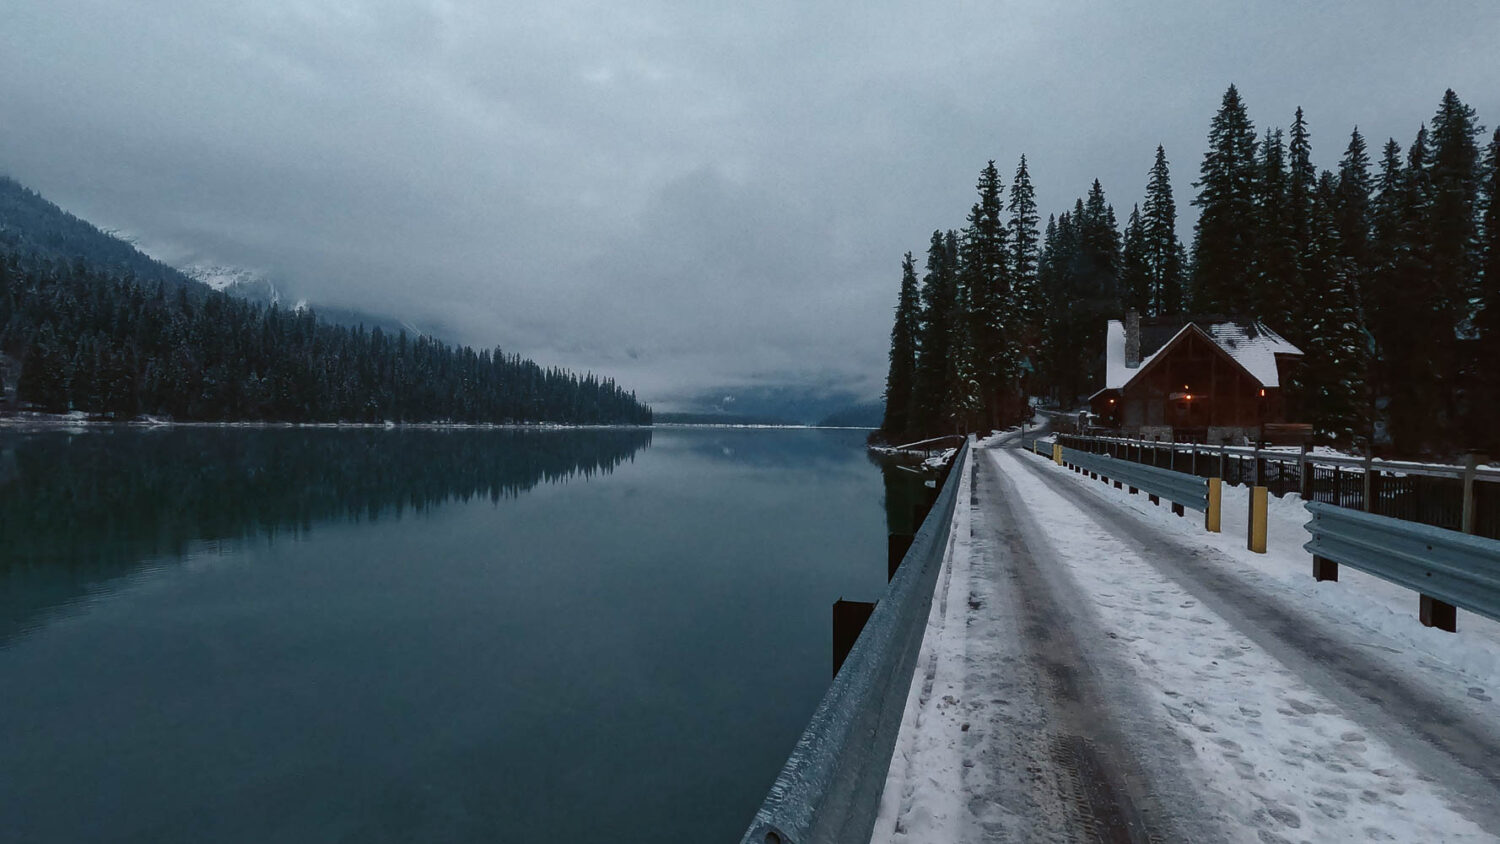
[
  {"xmin": 966, "ymin": 445, "xmax": 1200, "ymax": 842},
  {"xmin": 996, "ymin": 446, "xmax": 1500, "ymax": 840}
]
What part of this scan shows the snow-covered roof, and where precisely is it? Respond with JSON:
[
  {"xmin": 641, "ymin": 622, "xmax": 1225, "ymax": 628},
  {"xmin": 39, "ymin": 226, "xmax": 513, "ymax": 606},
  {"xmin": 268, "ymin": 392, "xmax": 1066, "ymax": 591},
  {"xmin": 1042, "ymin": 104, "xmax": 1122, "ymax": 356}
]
[
  {"xmin": 1102, "ymin": 319, "xmax": 1166, "ymax": 390},
  {"xmin": 1094, "ymin": 318, "xmax": 1303, "ymax": 399},
  {"xmin": 1205, "ymin": 321, "xmax": 1302, "ymax": 387}
]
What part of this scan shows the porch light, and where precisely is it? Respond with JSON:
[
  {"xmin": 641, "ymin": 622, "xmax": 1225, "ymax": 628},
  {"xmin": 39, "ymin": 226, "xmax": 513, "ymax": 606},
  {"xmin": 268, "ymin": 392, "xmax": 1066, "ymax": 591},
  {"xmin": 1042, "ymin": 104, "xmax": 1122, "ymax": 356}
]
[{"xmin": 1259, "ymin": 388, "xmax": 1266, "ymax": 397}]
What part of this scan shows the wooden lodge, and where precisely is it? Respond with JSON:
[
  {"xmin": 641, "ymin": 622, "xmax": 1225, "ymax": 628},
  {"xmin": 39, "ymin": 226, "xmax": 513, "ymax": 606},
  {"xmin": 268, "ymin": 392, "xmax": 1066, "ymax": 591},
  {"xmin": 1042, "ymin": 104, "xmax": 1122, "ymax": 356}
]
[{"xmin": 1087, "ymin": 312, "xmax": 1305, "ymax": 445}]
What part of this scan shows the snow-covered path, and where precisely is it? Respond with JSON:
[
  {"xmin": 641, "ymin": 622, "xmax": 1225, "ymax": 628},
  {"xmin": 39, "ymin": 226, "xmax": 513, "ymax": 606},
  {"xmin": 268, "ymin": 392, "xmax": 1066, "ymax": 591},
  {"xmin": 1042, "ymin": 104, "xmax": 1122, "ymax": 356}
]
[{"xmin": 871, "ymin": 442, "xmax": 1500, "ymax": 843}]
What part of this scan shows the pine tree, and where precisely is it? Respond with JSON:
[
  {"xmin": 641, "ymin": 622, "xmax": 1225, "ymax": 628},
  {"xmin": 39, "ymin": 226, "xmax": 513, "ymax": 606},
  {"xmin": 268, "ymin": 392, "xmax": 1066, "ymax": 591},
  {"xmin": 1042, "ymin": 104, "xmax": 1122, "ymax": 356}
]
[
  {"xmin": 1299, "ymin": 172, "xmax": 1370, "ymax": 445},
  {"xmin": 961, "ymin": 161, "xmax": 1012, "ymax": 428},
  {"xmin": 1378, "ymin": 126, "xmax": 1439, "ymax": 452},
  {"xmin": 1142, "ymin": 145, "xmax": 1185, "ymax": 315},
  {"xmin": 1251, "ymin": 127, "xmax": 1297, "ymax": 328},
  {"xmin": 1192, "ymin": 84, "xmax": 1259, "ymax": 313},
  {"xmin": 1478, "ymin": 128, "xmax": 1500, "ymax": 450},
  {"xmin": 1335, "ymin": 128, "xmax": 1374, "ymax": 288},
  {"xmin": 1286, "ymin": 107, "xmax": 1317, "ymax": 338},
  {"xmin": 945, "ymin": 276, "xmax": 985, "ymax": 433},
  {"xmin": 1121, "ymin": 205, "xmax": 1151, "ymax": 314},
  {"xmin": 881, "ymin": 252, "xmax": 921, "ymax": 437},
  {"xmin": 1008, "ymin": 154, "xmax": 1041, "ymax": 328},
  {"xmin": 1426, "ymin": 90, "xmax": 1484, "ymax": 441},
  {"xmin": 912, "ymin": 231, "xmax": 958, "ymax": 433}
]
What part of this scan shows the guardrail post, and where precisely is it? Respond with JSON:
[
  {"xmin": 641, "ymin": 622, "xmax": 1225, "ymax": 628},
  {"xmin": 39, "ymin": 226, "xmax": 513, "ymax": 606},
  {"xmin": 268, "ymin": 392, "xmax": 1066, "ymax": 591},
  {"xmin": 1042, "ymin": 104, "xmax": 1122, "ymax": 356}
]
[
  {"xmin": 1312, "ymin": 554, "xmax": 1338, "ymax": 582},
  {"xmin": 888, "ymin": 534, "xmax": 914, "ymax": 580},
  {"xmin": 1171, "ymin": 501, "xmax": 1185, "ymax": 517},
  {"xmin": 1247, "ymin": 486, "xmax": 1268, "ymax": 553},
  {"xmin": 1206, "ymin": 477, "xmax": 1222, "ymax": 532},
  {"xmin": 832, "ymin": 599, "xmax": 877, "ymax": 677},
  {"xmin": 1148, "ymin": 492, "xmax": 1160, "ymax": 506},
  {"xmin": 1420, "ymin": 595, "xmax": 1458, "ymax": 633}
]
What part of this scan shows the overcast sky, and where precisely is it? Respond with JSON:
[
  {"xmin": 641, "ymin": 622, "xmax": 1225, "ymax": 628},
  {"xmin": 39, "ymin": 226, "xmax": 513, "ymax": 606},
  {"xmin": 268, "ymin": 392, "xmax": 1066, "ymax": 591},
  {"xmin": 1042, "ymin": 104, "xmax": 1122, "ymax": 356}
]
[{"xmin": 2, "ymin": 1, "xmax": 1496, "ymax": 407}]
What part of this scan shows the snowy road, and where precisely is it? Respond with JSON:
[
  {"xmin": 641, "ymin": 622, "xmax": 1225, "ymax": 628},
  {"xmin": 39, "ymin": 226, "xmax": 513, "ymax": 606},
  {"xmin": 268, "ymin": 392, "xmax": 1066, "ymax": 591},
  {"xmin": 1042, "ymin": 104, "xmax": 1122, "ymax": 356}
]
[{"xmin": 871, "ymin": 442, "xmax": 1500, "ymax": 843}]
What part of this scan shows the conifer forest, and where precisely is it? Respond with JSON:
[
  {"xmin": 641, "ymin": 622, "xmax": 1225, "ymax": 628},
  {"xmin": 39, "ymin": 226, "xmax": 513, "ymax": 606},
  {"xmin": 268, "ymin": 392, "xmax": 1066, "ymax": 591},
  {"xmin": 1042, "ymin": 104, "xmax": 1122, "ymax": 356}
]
[
  {"xmin": 881, "ymin": 86, "xmax": 1500, "ymax": 458},
  {"xmin": 0, "ymin": 180, "xmax": 652, "ymax": 426}
]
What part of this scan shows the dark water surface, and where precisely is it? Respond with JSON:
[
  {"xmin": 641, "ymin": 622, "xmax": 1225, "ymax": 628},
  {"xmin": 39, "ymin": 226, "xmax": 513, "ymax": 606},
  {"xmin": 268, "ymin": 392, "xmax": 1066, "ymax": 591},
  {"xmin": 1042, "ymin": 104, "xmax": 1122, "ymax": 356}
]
[{"xmin": 0, "ymin": 426, "xmax": 889, "ymax": 843}]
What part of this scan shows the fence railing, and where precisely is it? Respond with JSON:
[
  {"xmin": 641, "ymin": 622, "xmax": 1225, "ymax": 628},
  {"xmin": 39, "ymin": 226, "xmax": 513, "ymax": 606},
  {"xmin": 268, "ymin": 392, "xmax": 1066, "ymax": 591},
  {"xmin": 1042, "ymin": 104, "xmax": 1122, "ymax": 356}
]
[
  {"xmin": 1056, "ymin": 434, "xmax": 1500, "ymax": 541},
  {"xmin": 738, "ymin": 440, "xmax": 968, "ymax": 844}
]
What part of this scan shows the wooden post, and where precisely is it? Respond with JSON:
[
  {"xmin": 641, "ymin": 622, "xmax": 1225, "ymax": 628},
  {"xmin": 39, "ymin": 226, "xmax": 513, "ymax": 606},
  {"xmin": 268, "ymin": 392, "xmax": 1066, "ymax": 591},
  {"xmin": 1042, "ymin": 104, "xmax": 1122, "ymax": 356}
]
[
  {"xmin": 1148, "ymin": 493, "xmax": 1160, "ymax": 506},
  {"xmin": 1461, "ymin": 453, "xmax": 1482, "ymax": 535},
  {"xmin": 1299, "ymin": 443, "xmax": 1312, "ymax": 500},
  {"xmin": 888, "ymin": 534, "xmax": 914, "ymax": 580},
  {"xmin": 1247, "ymin": 486, "xmax": 1268, "ymax": 553},
  {"xmin": 1171, "ymin": 501, "xmax": 1185, "ymax": 517},
  {"xmin": 1363, "ymin": 452, "xmax": 1375, "ymax": 513},
  {"xmin": 832, "ymin": 599, "xmax": 877, "ymax": 677},
  {"xmin": 1191, "ymin": 444, "xmax": 1198, "ymax": 477},
  {"xmin": 1312, "ymin": 555, "xmax": 1339, "ymax": 582},
  {"xmin": 1420, "ymin": 595, "xmax": 1458, "ymax": 633},
  {"xmin": 1205, "ymin": 477, "xmax": 1222, "ymax": 532}
]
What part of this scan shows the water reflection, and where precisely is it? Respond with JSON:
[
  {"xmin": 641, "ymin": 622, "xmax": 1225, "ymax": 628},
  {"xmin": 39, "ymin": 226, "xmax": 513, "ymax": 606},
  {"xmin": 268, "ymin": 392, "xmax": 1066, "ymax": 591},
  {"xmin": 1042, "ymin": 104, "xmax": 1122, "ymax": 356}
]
[{"xmin": 0, "ymin": 427, "xmax": 650, "ymax": 643}]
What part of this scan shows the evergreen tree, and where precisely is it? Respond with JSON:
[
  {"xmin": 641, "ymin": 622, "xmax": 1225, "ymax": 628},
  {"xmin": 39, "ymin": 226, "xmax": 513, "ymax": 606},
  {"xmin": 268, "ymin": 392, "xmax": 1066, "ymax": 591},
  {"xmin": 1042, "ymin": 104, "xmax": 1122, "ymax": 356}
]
[
  {"xmin": 1251, "ymin": 127, "xmax": 1297, "ymax": 328},
  {"xmin": 1121, "ymin": 205, "xmax": 1151, "ymax": 314},
  {"xmin": 881, "ymin": 252, "xmax": 921, "ymax": 437},
  {"xmin": 1192, "ymin": 84, "xmax": 1259, "ymax": 313},
  {"xmin": 944, "ymin": 275, "xmax": 985, "ymax": 433},
  {"xmin": 960, "ymin": 161, "xmax": 1012, "ymax": 427},
  {"xmin": 1008, "ymin": 154, "xmax": 1041, "ymax": 329},
  {"xmin": 1298, "ymin": 171, "xmax": 1370, "ymax": 445},
  {"xmin": 911, "ymin": 230, "xmax": 957, "ymax": 433},
  {"xmin": 1426, "ymin": 89, "xmax": 1484, "ymax": 439},
  {"xmin": 1286, "ymin": 106, "xmax": 1317, "ymax": 337},
  {"xmin": 1335, "ymin": 128, "xmax": 1374, "ymax": 289},
  {"xmin": 1142, "ymin": 145, "xmax": 1185, "ymax": 315},
  {"xmin": 1478, "ymin": 128, "xmax": 1500, "ymax": 450}
]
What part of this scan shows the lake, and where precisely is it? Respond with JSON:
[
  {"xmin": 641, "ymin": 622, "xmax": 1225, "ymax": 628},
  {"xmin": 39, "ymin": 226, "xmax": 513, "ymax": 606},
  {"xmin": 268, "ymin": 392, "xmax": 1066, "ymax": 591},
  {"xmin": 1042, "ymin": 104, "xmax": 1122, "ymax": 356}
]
[{"xmin": 0, "ymin": 426, "xmax": 895, "ymax": 843}]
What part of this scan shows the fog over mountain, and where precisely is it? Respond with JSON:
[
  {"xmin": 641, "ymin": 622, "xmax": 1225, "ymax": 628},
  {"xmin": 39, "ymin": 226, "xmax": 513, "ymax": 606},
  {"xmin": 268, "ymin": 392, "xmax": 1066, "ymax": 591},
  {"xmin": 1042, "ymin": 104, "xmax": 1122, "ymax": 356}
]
[{"xmin": 2, "ymin": 1, "xmax": 1495, "ymax": 408}]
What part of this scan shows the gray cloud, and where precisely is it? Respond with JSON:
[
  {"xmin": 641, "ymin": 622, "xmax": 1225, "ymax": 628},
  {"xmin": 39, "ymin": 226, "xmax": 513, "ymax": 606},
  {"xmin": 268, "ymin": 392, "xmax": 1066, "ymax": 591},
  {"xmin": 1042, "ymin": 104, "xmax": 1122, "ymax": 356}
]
[{"xmin": 2, "ymin": 0, "xmax": 1496, "ymax": 407}]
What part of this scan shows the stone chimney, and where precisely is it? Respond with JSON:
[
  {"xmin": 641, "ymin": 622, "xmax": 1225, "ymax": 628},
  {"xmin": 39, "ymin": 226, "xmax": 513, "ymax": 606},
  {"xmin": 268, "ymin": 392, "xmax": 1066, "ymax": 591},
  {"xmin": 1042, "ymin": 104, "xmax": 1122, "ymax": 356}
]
[{"xmin": 1124, "ymin": 309, "xmax": 1141, "ymax": 368}]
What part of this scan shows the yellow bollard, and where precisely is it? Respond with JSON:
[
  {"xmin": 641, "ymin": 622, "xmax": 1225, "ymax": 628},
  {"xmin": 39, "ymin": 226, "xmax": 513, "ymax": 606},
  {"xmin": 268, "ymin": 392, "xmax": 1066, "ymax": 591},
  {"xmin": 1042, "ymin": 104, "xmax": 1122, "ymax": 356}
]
[
  {"xmin": 1247, "ymin": 485, "xmax": 1267, "ymax": 553},
  {"xmin": 1053, "ymin": 443, "xmax": 1063, "ymax": 466},
  {"xmin": 1205, "ymin": 477, "xmax": 1222, "ymax": 533}
]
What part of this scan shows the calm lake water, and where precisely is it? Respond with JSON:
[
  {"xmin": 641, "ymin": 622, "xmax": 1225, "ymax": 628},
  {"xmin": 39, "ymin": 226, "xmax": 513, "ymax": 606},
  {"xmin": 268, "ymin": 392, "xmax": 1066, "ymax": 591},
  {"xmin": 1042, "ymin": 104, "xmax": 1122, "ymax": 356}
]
[{"xmin": 0, "ymin": 426, "xmax": 894, "ymax": 843}]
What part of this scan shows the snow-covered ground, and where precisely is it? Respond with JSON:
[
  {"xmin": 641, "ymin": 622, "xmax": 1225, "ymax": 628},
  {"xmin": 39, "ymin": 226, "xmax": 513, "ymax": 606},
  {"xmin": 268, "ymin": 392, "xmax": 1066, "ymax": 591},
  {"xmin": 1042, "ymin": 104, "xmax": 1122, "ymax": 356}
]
[{"xmin": 870, "ymin": 440, "xmax": 1500, "ymax": 842}]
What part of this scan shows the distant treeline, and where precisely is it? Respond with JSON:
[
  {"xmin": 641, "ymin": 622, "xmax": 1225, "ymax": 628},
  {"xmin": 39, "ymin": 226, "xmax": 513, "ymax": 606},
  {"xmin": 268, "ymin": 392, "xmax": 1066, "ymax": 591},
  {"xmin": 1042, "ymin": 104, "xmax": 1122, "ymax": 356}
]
[
  {"xmin": 0, "ymin": 179, "xmax": 651, "ymax": 425},
  {"xmin": 881, "ymin": 86, "xmax": 1499, "ymax": 456}
]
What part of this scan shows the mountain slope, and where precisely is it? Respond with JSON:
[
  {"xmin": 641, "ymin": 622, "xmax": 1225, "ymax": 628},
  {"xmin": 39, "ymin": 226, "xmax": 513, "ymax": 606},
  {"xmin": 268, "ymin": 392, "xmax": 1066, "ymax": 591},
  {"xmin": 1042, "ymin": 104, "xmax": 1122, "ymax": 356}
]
[{"xmin": 0, "ymin": 176, "xmax": 651, "ymax": 424}]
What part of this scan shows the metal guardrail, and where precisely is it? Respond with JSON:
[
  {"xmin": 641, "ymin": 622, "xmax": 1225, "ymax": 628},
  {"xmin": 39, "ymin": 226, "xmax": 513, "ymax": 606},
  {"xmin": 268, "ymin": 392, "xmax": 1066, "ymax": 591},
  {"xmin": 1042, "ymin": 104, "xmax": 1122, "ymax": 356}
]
[
  {"xmin": 738, "ymin": 440, "xmax": 969, "ymax": 844},
  {"xmin": 1060, "ymin": 445, "xmax": 1209, "ymax": 513},
  {"xmin": 1303, "ymin": 500, "xmax": 1500, "ymax": 631},
  {"xmin": 1057, "ymin": 433, "xmax": 1500, "ymax": 540}
]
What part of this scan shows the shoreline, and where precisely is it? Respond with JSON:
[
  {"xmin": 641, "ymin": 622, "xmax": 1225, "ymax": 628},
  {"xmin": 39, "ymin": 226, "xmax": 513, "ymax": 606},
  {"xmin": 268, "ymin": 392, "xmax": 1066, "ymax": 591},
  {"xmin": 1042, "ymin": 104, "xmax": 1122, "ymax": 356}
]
[{"xmin": 0, "ymin": 413, "xmax": 874, "ymax": 433}]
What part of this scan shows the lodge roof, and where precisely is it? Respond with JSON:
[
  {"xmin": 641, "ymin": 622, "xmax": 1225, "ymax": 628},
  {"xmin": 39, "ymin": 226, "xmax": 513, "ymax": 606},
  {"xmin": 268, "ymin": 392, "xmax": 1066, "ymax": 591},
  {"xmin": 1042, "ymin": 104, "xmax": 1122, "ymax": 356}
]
[{"xmin": 1096, "ymin": 316, "xmax": 1303, "ymax": 399}]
